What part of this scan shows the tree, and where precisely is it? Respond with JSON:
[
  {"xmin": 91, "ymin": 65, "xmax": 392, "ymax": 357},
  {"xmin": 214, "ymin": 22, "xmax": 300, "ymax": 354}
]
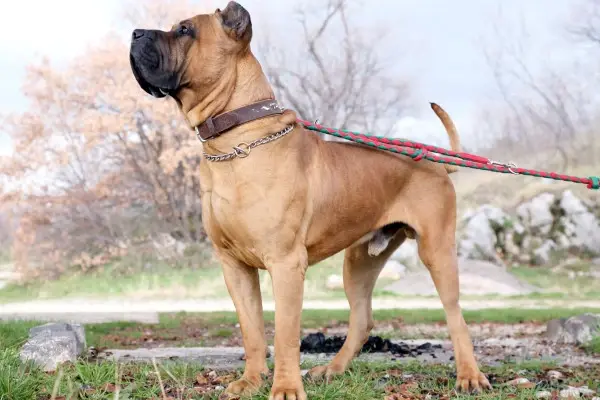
[
  {"xmin": 259, "ymin": 0, "xmax": 412, "ymax": 137},
  {"xmin": 568, "ymin": 0, "xmax": 600, "ymax": 46},
  {"xmin": 0, "ymin": 0, "xmax": 415, "ymax": 278},
  {"xmin": 0, "ymin": 0, "xmax": 207, "ymax": 276},
  {"xmin": 475, "ymin": 5, "xmax": 598, "ymax": 170}
]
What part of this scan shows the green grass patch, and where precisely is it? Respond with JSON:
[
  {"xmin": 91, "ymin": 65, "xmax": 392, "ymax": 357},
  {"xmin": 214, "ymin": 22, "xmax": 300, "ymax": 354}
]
[
  {"xmin": 0, "ymin": 349, "xmax": 46, "ymax": 400},
  {"xmin": 584, "ymin": 336, "xmax": 600, "ymax": 355},
  {"xmin": 0, "ymin": 356, "xmax": 598, "ymax": 400},
  {"xmin": 510, "ymin": 264, "xmax": 600, "ymax": 299},
  {"xmin": 0, "ymin": 253, "xmax": 354, "ymax": 304}
]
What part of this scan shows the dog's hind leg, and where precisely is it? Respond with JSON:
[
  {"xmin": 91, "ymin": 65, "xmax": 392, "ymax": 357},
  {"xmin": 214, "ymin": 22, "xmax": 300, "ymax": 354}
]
[
  {"xmin": 417, "ymin": 222, "xmax": 492, "ymax": 393},
  {"xmin": 308, "ymin": 228, "xmax": 407, "ymax": 381}
]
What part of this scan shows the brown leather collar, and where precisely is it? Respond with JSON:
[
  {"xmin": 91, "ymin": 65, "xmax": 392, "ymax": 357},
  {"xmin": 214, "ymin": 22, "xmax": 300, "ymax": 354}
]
[{"xmin": 194, "ymin": 99, "xmax": 284, "ymax": 142}]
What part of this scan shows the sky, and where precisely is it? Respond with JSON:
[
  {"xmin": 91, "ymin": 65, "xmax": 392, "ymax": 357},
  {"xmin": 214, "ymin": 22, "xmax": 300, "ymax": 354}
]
[{"xmin": 0, "ymin": 0, "xmax": 592, "ymax": 155}]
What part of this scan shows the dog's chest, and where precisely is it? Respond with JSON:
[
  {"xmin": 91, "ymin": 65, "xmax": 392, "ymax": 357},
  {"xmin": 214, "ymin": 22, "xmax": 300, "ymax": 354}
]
[{"xmin": 202, "ymin": 193, "xmax": 271, "ymax": 268}]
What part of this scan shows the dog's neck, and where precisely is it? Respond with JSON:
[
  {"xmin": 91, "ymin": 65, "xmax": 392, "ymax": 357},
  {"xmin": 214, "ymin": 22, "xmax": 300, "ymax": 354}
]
[{"xmin": 181, "ymin": 52, "xmax": 282, "ymax": 143}]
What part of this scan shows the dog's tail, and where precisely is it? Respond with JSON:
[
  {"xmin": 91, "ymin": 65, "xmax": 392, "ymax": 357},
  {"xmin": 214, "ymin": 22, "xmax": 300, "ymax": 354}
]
[{"xmin": 430, "ymin": 102, "xmax": 461, "ymax": 174}]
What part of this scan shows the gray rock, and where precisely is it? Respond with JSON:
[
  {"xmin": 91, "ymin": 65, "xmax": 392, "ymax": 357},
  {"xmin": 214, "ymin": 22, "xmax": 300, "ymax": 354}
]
[
  {"xmin": 516, "ymin": 193, "xmax": 555, "ymax": 235},
  {"xmin": 578, "ymin": 387, "xmax": 596, "ymax": 397},
  {"xmin": 29, "ymin": 322, "xmax": 86, "ymax": 350},
  {"xmin": 379, "ymin": 260, "xmax": 406, "ymax": 280},
  {"xmin": 593, "ymin": 258, "xmax": 600, "ymax": 266},
  {"xmin": 19, "ymin": 322, "xmax": 87, "ymax": 371},
  {"xmin": 458, "ymin": 205, "xmax": 522, "ymax": 265},
  {"xmin": 20, "ymin": 331, "xmax": 82, "ymax": 371},
  {"xmin": 384, "ymin": 258, "xmax": 536, "ymax": 296},
  {"xmin": 532, "ymin": 240, "xmax": 557, "ymax": 265},
  {"xmin": 559, "ymin": 191, "xmax": 600, "ymax": 256},
  {"xmin": 546, "ymin": 370, "xmax": 563, "ymax": 380},
  {"xmin": 546, "ymin": 313, "xmax": 600, "ymax": 344},
  {"xmin": 326, "ymin": 274, "xmax": 343, "ymax": 290},
  {"xmin": 390, "ymin": 240, "xmax": 424, "ymax": 270},
  {"xmin": 560, "ymin": 388, "xmax": 581, "ymax": 398}
]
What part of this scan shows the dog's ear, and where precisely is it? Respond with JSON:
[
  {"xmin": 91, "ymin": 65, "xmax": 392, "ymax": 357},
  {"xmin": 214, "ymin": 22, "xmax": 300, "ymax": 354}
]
[{"xmin": 217, "ymin": 1, "xmax": 252, "ymax": 43}]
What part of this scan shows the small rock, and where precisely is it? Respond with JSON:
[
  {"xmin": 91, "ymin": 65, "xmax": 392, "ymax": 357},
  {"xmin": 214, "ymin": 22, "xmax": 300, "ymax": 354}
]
[
  {"xmin": 326, "ymin": 274, "xmax": 344, "ymax": 290},
  {"xmin": 379, "ymin": 260, "xmax": 406, "ymax": 280},
  {"xmin": 390, "ymin": 240, "xmax": 423, "ymax": 270},
  {"xmin": 20, "ymin": 332, "xmax": 82, "ymax": 372},
  {"xmin": 546, "ymin": 370, "xmax": 563, "ymax": 380},
  {"xmin": 537, "ymin": 391, "xmax": 552, "ymax": 399},
  {"xmin": 507, "ymin": 377, "xmax": 530, "ymax": 386},
  {"xmin": 533, "ymin": 240, "xmax": 557, "ymax": 265},
  {"xmin": 579, "ymin": 387, "xmax": 596, "ymax": 397},
  {"xmin": 546, "ymin": 313, "xmax": 600, "ymax": 344},
  {"xmin": 559, "ymin": 191, "xmax": 600, "ymax": 256},
  {"xmin": 516, "ymin": 193, "xmax": 555, "ymax": 236},
  {"xmin": 208, "ymin": 371, "xmax": 218, "ymax": 379},
  {"xmin": 30, "ymin": 323, "xmax": 86, "ymax": 350},
  {"xmin": 19, "ymin": 322, "xmax": 87, "ymax": 372},
  {"xmin": 458, "ymin": 205, "xmax": 519, "ymax": 264},
  {"xmin": 560, "ymin": 388, "xmax": 581, "ymax": 398}
]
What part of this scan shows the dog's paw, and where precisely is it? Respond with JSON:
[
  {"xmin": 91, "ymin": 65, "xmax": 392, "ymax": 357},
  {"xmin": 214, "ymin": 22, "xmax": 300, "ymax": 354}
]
[
  {"xmin": 307, "ymin": 363, "xmax": 346, "ymax": 383},
  {"xmin": 269, "ymin": 379, "xmax": 307, "ymax": 400},
  {"xmin": 225, "ymin": 375, "xmax": 263, "ymax": 397},
  {"xmin": 455, "ymin": 371, "xmax": 492, "ymax": 393}
]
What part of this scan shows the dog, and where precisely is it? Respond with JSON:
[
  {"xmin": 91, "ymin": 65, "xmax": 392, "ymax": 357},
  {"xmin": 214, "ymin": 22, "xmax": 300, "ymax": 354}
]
[{"xmin": 129, "ymin": 2, "xmax": 492, "ymax": 399}]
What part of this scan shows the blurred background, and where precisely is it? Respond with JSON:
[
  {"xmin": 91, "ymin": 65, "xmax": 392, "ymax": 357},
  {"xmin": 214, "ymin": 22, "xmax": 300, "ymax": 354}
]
[{"xmin": 0, "ymin": 0, "xmax": 599, "ymax": 306}]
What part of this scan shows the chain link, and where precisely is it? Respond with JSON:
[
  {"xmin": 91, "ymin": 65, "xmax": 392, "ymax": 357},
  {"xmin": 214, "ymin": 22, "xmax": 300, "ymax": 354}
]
[{"xmin": 202, "ymin": 125, "xmax": 295, "ymax": 162}]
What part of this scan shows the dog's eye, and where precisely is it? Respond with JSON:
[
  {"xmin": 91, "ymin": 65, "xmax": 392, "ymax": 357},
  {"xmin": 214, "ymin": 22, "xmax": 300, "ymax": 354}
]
[{"xmin": 178, "ymin": 25, "xmax": 189, "ymax": 35}]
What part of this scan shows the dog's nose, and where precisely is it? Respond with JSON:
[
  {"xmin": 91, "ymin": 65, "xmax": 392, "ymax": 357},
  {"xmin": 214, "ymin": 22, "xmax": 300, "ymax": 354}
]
[{"xmin": 132, "ymin": 29, "xmax": 145, "ymax": 41}]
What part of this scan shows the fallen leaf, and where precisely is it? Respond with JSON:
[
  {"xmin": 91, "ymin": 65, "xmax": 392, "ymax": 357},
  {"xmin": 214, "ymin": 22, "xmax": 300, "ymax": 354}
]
[
  {"xmin": 387, "ymin": 369, "xmax": 404, "ymax": 378},
  {"xmin": 214, "ymin": 374, "xmax": 236, "ymax": 385},
  {"xmin": 218, "ymin": 393, "xmax": 241, "ymax": 400},
  {"xmin": 196, "ymin": 373, "xmax": 209, "ymax": 385},
  {"xmin": 103, "ymin": 383, "xmax": 117, "ymax": 392}
]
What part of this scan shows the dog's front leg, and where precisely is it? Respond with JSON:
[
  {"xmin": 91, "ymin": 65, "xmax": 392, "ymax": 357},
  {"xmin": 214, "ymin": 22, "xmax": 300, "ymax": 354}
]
[
  {"xmin": 267, "ymin": 250, "xmax": 308, "ymax": 400},
  {"xmin": 217, "ymin": 252, "xmax": 269, "ymax": 397}
]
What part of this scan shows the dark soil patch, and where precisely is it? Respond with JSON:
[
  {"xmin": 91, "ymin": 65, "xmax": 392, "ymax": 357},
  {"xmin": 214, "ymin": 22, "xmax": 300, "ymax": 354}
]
[{"xmin": 300, "ymin": 333, "xmax": 442, "ymax": 357}]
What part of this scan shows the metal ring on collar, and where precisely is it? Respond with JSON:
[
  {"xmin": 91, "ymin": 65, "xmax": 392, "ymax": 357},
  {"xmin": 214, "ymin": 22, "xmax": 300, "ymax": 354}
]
[{"xmin": 233, "ymin": 143, "xmax": 251, "ymax": 158}]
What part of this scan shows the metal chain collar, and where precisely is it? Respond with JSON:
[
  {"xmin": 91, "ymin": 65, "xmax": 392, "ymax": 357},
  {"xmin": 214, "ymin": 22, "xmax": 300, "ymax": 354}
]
[{"xmin": 202, "ymin": 125, "xmax": 294, "ymax": 162}]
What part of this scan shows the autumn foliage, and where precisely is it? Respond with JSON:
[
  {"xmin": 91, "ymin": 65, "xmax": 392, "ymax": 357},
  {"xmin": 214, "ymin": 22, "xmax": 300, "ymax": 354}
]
[
  {"xmin": 0, "ymin": 0, "xmax": 411, "ymax": 279},
  {"xmin": 0, "ymin": 1, "xmax": 217, "ymax": 277}
]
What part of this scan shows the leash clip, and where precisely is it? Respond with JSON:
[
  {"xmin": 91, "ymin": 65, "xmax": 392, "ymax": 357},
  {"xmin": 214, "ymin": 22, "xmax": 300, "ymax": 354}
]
[{"xmin": 489, "ymin": 159, "xmax": 519, "ymax": 175}]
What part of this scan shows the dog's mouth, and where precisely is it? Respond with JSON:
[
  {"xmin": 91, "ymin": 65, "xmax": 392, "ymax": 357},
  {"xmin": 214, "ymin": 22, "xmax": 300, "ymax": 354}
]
[{"xmin": 129, "ymin": 53, "xmax": 170, "ymax": 99}]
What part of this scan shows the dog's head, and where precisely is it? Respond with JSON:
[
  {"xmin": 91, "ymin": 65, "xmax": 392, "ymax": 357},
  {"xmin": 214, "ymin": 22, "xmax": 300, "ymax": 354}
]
[{"xmin": 129, "ymin": 1, "xmax": 252, "ymax": 100}]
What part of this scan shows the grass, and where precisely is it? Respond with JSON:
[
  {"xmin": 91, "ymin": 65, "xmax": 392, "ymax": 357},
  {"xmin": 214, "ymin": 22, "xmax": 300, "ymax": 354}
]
[
  {"xmin": 3, "ymin": 253, "xmax": 600, "ymax": 304},
  {"xmin": 508, "ymin": 264, "xmax": 600, "ymax": 300},
  {"xmin": 584, "ymin": 336, "xmax": 600, "ymax": 355},
  {"xmin": 0, "ymin": 351, "xmax": 598, "ymax": 400},
  {"xmin": 2, "ymin": 307, "xmax": 600, "ymax": 351},
  {"xmin": 1, "ymin": 308, "xmax": 600, "ymax": 398},
  {"xmin": 0, "ymin": 253, "xmax": 361, "ymax": 304}
]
